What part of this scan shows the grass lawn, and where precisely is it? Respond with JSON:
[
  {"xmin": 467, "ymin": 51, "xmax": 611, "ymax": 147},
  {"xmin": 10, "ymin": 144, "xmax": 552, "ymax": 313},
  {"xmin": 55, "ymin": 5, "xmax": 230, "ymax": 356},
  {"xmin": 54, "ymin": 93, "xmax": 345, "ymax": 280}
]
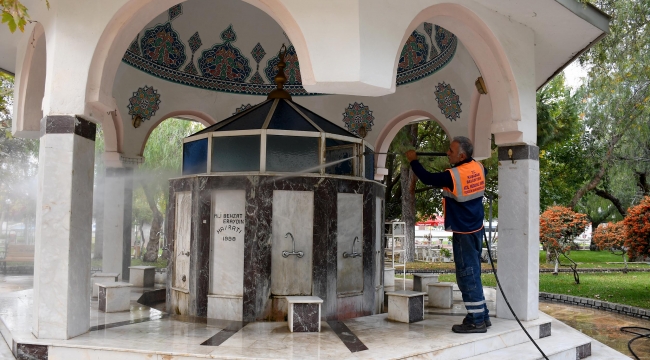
[
  {"xmin": 402, "ymin": 250, "xmax": 647, "ymax": 271},
  {"xmin": 538, "ymin": 250, "xmax": 646, "ymax": 269},
  {"xmin": 436, "ymin": 272, "xmax": 650, "ymax": 309}
]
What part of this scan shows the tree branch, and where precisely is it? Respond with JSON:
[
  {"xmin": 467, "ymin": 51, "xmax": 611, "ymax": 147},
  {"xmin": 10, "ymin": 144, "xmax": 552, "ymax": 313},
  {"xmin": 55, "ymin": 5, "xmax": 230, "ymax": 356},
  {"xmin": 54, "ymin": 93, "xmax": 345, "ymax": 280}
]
[
  {"xmin": 593, "ymin": 188, "xmax": 627, "ymax": 217},
  {"xmin": 569, "ymin": 133, "xmax": 623, "ymax": 208},
  {"xmin": 636, "ymin": 171, "xmax": 649, "ymax": 196}
]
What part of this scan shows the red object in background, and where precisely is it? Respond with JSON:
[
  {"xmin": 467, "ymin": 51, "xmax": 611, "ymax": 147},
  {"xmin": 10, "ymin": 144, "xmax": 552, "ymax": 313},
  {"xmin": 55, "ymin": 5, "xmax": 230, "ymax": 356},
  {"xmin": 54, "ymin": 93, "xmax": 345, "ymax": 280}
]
[{"xmin": 416, "ymin": 215, "xmax": 444, "ymax": 226}]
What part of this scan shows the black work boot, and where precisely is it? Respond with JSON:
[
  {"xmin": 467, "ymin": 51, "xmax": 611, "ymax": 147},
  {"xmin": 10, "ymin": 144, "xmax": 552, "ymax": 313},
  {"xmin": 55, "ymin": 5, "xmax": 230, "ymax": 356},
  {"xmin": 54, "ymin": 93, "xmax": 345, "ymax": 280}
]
[
  {"xmin": 452, "ymin": 321, "xmax": 487, "ymax": 333},
  {"xmin": 463, "ymin": 316, "xmax": 491, "ymax": 328}
]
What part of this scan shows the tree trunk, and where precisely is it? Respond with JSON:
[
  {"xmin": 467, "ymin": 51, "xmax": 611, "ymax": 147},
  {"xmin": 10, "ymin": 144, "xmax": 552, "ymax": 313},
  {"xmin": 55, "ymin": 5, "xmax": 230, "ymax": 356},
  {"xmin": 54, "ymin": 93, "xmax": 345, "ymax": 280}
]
[
  {"xmin": 400, "ymin": 124, "xmax": 419, "ymax": 263},
  {"xmin": 142, "ymin": 183, "xmax": 164, "ymax": 262},
  {"xmin": 140, "ymin": 223, "xmax": 146, "ymax": 255},
  {"xmin": 400, "ymin": 165, "xmax": 417, "ymax": 262}
]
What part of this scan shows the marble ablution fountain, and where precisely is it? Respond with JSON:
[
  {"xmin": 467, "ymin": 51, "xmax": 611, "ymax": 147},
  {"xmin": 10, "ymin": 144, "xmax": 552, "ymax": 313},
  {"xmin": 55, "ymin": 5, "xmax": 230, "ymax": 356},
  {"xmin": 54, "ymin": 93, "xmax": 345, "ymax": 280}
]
[{"xmin": 165, "ymin": 49, "xmax": 385, "ymax": 323}]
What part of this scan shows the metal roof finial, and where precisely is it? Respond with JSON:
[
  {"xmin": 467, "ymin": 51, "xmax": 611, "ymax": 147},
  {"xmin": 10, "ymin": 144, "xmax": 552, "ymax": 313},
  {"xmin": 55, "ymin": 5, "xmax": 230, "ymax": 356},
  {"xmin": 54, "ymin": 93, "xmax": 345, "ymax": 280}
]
[{"xmin": 267, "ymin": 44, "xmax": 292, "ymax": 100}]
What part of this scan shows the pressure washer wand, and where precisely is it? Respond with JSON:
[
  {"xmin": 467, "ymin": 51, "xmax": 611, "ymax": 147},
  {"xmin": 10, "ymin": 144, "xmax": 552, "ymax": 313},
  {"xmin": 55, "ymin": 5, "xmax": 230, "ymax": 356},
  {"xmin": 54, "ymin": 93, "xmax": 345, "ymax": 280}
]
[{"xmin": 366, "ymin": 151, "xmax": 447, "ymax": 157}]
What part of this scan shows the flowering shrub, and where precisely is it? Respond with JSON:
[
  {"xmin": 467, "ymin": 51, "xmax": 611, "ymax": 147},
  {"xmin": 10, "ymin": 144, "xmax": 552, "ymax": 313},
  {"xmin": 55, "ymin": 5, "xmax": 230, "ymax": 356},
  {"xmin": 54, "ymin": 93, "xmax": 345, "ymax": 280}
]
[
  {"xmin": 623, "ymin": 196, "xmax": 650, "ymax": 260},
  {"xmin": 593, "ymin": 222, "xmax": 626, "ymax": 252},
  {"xmin": 540, "ymin": 206, "xmax": 589, "ymax": 254}
]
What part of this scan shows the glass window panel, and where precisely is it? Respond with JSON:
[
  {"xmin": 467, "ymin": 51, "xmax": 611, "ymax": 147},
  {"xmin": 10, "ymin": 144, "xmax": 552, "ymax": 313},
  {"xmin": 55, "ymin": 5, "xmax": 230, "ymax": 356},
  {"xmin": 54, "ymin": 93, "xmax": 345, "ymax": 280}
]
[
  {"xmin": 182, "ymin": 139, "xmax": 208, "ymax": 175},
  {"xmin": 293, "ymin": 102, "xmax": 357, "ymax": 137},
  {"xmin": 365, "ymin": 146, "xmax": 375, "ymax": 180},
  {"xmin": 216, "ymin": 100, "xmax": 273, "ymax": 131},
  {"xmin": 266, "ymin": 135, "xmax": 319, "ymax": 172},
  {"xmin": 212, "ymin": 135, "xmax": 260, "ymax": 172},
  {"xmin": 325, "ymin": 141, "xmax": 355, "ymax": 176},
  {"xmin": 267, "ymin": 100, "xmax": 318, "ymax": 132}
]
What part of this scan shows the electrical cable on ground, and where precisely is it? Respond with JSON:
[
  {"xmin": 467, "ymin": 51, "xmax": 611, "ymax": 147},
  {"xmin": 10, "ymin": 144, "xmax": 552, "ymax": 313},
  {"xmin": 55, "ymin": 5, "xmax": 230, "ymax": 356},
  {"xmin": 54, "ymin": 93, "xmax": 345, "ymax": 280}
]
[
  {"xmin": 483, "ymin": 232, "xmax": 549, "ymax": 360},
  {"xmin": 620, "ymin": 326, "xmax": 650, "ymax": 360}
]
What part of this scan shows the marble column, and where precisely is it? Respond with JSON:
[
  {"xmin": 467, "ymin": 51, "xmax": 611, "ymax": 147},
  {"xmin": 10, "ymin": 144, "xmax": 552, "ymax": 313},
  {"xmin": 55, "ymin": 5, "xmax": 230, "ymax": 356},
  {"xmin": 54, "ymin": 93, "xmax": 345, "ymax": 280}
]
[
  {"xmin": 496, "ymin": 145, "xmax": 539, "ymax": 321},
  {"xmin": 33, "ymin": 115, "xmax": 96, "ymax": 339},
  {"xmin": 102, "ymin": 166, "xmax": 133, "ymax": 281}
]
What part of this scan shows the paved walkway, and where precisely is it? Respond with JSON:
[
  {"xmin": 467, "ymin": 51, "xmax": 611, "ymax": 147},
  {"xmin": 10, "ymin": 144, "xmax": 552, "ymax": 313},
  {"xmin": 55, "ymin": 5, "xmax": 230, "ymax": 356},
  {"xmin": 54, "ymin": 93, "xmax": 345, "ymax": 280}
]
[{"xmin": 541, "ymin": 301, "xmax": 648, "ymax": 359}]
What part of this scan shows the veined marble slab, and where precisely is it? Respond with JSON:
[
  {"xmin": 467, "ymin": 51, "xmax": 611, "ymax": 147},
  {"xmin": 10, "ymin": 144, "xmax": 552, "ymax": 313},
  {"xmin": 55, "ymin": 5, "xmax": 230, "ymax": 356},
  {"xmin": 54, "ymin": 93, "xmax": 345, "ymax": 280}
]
[
  {"xmin": 271, "ymin": 190, "xmax": 314, "ymax": 296},
  {"xmin": 210, "ymin": 190, "xmax": 245, "ymax": 298},
  {"xmin": 337, "ymin": 193, "xmax": 364, "ymax": 294}
]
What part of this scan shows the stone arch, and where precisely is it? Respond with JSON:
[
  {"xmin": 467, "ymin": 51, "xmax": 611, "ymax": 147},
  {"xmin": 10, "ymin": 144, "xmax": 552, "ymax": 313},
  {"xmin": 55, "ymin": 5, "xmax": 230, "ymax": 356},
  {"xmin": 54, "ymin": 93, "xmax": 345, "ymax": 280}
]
[
  {"xmin": 84, "ymin": 0, "xmax": 308, "ymax": 158},
  {"xmin": 137, "ymin": 110, "xmax": 216, "ymax": 156},
  {"xmin": 373, "ymin": 110, "xmax": 450, "ymax": 180},
  {"xmin": 84, "ymin": 0, "xmax": 308, "ymax": 113},
  {"xmin": 13, "ymin": 23, "xmax": 46, "ymax": 138},
  {"xmin": 394, "ymin": 3, "xmax": 521, "ymax": 132}
]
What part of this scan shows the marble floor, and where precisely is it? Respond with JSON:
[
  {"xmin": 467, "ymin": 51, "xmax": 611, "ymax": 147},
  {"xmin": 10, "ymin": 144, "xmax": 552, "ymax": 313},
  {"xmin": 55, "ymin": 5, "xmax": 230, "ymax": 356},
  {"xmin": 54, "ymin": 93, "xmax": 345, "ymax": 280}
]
[{"xmin": 0, "ymin": 274, "xmax": 632, "ymax": 359}]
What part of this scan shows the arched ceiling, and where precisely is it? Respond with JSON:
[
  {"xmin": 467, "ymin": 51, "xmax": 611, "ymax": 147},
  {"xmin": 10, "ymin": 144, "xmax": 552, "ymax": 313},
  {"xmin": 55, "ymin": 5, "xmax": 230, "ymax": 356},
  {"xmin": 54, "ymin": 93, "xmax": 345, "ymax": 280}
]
[{"xmin": 121, "ymin": 0, "xmax": 459, "ymax": 96}]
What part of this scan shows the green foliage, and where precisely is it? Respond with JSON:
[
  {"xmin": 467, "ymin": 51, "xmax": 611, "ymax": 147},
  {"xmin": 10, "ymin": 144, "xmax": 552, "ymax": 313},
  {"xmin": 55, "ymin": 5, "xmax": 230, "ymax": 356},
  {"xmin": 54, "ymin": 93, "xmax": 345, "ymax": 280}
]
[
  {"xmin": 1, "ymin": 0, "xmax": 48, "ymax": 33},
  {"xmin": 565, "ymin": 0, "xmax": 650, "ymax": 209},
  {"xmin": 385, "ymin": 121, "xmax": 450, "ymax": 221},
  {"xmin": 0, "ymin": 73, "xmax": 39, "ymax": 234},
  {"xmin": 441, "ymin": 270, "xmax": 650, "ymax": 310},
  {"xmin": 135, "ymin": 118, "xmax": 204, "ymax": 218},
  {"xmin": 539, "ymin": 133, "xmax": 591, "ymax": 211},
  {"xmin": 536, "ymin": 74, "xmax": 581, "ymax": 149},
  {"xmin": 385, "ymin": 120, "xmax": 499, "ymax": 222}
]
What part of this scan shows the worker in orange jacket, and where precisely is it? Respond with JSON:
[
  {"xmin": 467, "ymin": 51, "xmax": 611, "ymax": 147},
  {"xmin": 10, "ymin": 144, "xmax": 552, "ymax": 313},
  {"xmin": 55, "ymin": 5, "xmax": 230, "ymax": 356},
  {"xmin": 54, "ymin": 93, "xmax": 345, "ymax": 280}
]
[{"xmin": 406, "ymin": 136, "xmax": 489, "ymax": 333}]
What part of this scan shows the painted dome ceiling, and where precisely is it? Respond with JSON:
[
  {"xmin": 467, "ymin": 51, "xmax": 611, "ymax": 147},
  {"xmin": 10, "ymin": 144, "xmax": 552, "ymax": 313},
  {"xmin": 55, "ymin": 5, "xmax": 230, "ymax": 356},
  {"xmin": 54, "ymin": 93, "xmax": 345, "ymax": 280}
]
[{"xmin": 121, "ymin": 0, "xmax": 458, "ymax": 96}]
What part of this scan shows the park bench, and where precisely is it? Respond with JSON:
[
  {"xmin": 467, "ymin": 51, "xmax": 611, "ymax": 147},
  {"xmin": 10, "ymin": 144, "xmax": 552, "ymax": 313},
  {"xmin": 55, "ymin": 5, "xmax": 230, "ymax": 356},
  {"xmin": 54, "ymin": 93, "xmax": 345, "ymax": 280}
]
[{"xmin": 0, "ymin": 244, "xmax": 35, "ymax": 274}]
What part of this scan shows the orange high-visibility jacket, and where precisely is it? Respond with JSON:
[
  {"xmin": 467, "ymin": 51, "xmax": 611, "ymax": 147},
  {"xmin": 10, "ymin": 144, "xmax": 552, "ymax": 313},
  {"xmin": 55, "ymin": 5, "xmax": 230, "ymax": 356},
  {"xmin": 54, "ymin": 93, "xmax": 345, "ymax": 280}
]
[{"xmin": 442, "ymin": 160, "xmax": 486, "ymax": 233}]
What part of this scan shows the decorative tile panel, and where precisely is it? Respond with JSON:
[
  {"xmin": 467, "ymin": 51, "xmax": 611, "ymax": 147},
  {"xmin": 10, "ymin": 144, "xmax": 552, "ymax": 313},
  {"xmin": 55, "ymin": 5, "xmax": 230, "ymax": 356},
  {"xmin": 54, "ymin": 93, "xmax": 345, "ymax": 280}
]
[
  {"xmin": 188, "ymin": 31, "xmax": 203, "ymax": 54},
  {"xmin": 434, "ymin": 82, "xmax": 462, "ymax": 121},
  {"xmin": 251, "ymin": 43, "xmax": 266, "ymax": 65},
  {"xmin": 168, "ymin": 4, "xmax": 183, "ymax": 22},
  {"xmin": 342, "ymin": 103, "xmax": 375, "ymax": 136},
  {"xmin": 198, "ymin": 25, "xmax": 251, "ymax": 82},
  {"xmin": 122, "ymin": 22, "xmax": 457, "ymax": 95},
  {"xmin": 127, "ymin": 85, "xmax": 161, "ymax": 122},
  {"xmin": 398, "ymin": 30, "xmax": 429, "ymax": 72},
  {"xmin": 140, "ymin": 22, "xmax": 187, "ymax": 70}
]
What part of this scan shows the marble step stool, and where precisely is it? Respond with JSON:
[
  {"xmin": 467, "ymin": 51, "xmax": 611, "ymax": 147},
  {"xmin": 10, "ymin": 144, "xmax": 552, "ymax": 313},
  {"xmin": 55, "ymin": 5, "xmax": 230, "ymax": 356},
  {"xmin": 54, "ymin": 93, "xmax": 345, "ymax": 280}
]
[
  {"xmin": 91, "ymin": 272, "xmax": 119, "ymax": 298},
  {"xmin": 98, "ymin": 282, "xmax": 133, "ymax": 312},
  {"xmin": 427, "ymin": 282, "xmax": 454, "ymax": 308},
  {"xmin": 387, "ymin": 290, "xmax": 426, "ymax": 323},
  {"xmin": 129, "ymin": 266, "xmax": 156, "ymax": 287},
  {"xmin": 384, "ymin": 267, "xmax": 395, "ymax": 287},
  {"xmin": 286, "ymin": 296, "xmax": 323, "ymax": 332},
  {"xmin": 412, "ymin": 273, "xmax": 439, "ymax": 291}
]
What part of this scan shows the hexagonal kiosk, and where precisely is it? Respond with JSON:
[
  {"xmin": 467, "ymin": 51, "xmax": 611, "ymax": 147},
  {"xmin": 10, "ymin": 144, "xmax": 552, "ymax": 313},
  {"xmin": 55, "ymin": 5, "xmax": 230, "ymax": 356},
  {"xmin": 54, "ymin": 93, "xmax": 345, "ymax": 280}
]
[{"xmin": 167, "ymin": 56, "xmax": 385, "ymax": 322}]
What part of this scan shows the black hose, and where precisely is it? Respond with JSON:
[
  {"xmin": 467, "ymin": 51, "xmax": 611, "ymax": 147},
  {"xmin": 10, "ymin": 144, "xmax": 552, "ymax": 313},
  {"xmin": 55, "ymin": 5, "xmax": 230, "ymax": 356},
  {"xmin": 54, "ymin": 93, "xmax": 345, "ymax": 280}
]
[
  {"xmin": 620, "ymin": 326, "xmax": 650, "ymax": 360},
  {"xmin": 483, "ymin": 232, "xmax": 549, "ymax": 360}
]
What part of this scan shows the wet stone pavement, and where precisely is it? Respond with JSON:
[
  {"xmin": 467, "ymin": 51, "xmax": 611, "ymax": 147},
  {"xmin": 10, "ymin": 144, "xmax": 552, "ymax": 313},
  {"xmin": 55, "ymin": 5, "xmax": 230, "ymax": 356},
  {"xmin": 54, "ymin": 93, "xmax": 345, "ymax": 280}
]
[{"xmin": 541, "ymin": 301, "xmax": 650, "ymax": 359}]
